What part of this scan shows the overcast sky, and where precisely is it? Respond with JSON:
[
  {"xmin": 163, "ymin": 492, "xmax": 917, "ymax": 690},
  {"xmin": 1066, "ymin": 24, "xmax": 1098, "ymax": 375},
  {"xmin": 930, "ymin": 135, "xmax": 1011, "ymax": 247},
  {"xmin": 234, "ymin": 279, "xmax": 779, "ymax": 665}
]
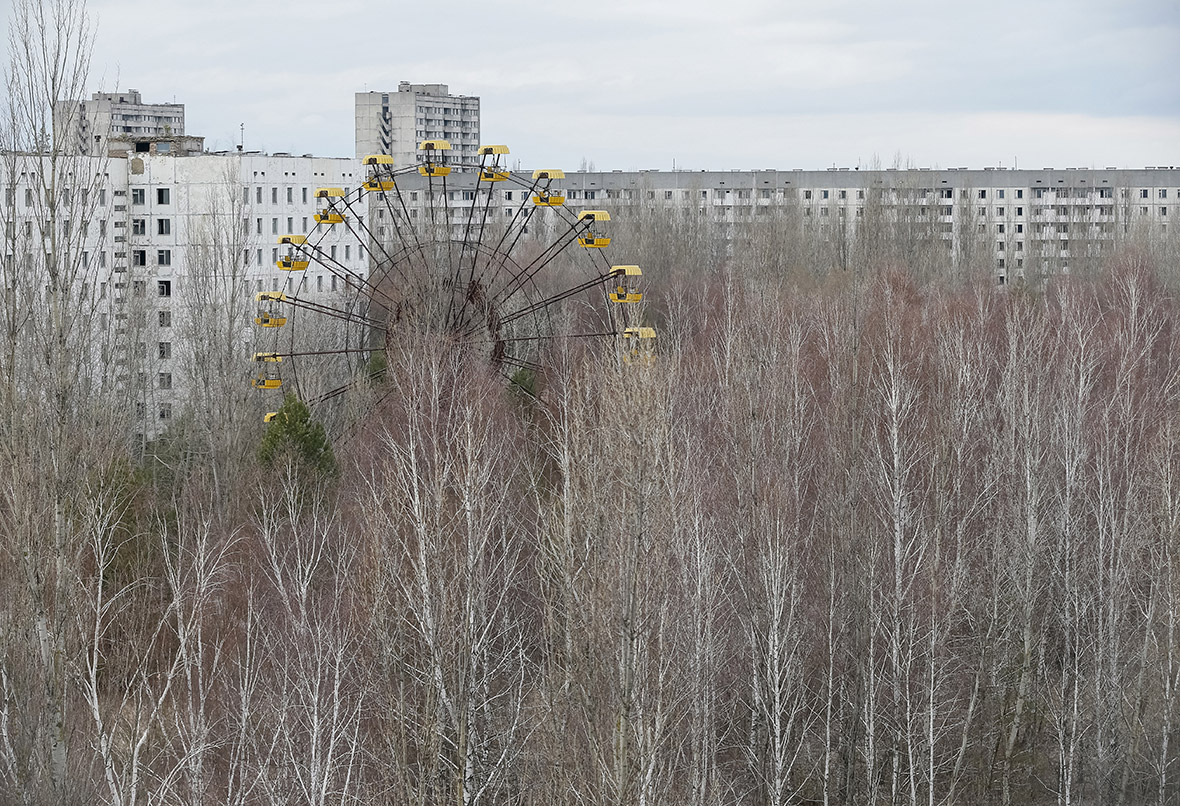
[{"xmin": 13, "ymin": 0, "xmax": 1180, "ymax": 170}]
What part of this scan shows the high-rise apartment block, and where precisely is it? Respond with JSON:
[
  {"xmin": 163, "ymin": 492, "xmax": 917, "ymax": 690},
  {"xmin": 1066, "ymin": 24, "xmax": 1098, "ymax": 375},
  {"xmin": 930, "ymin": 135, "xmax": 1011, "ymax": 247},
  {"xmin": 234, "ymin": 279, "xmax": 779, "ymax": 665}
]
[
  {"xmin": 54, "ymin": 89, "xmax": 185, "ymax": 156},
  {"xmin": 355, "ymin": 82, "xmax": 480, "ymax": 169}
]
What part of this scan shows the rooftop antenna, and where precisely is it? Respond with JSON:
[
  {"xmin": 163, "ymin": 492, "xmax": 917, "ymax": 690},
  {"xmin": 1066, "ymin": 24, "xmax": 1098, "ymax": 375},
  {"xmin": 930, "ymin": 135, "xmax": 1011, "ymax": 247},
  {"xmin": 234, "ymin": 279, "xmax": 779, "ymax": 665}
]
[{"xmin": 237, "ymin": 123, "xmax": 244, "ymax": 152}]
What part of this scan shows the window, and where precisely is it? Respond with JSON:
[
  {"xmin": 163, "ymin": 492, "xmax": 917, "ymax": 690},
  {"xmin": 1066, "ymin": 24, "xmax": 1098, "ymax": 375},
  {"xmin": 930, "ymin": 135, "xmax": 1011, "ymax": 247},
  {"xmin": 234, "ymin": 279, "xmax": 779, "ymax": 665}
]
[
  {"xmin": 158, "ymin": 342, "xmax": 172, "ymax": 359},
  {"xmin": 271, "ymin": 187, "xmax": 278, "ymax": 204},
  {"xmin": 345, "ymin": 244, "xmax": 351, "ymax": 260},
  {"xmin": 157, "ymin": 218, "xmax": 170, "ymax": 235},
  {"xmin": 132, "ymin": 219, "xmax": 146, "ymax": 235},
  {"xmin": 132, "ymin": 249, "xmax": 146, "ymax": 266},
  {"xmin": 159, "ymin": 403, "xmax": 172, "ymax": 420},
  {"xmin": 99, "ymin": 188, "xmax": 107, "ymax": 206},
  {"xmin": 939, "ymin": 189, "xmax": 953, "ymax": 199},
  {"xmin": 979, "ymin": 190, "xmax": 987, "ymax": 199},
  {"xmin": 287, "ymin": 216, "xmax": 293, "ymax": 233},
  {"xmin": 1163, "ymin": 207, "xmax": 1169, "ymax": 216},
  {"xmin": 330, "ymin": 245, "xmax": 337, "ymax": 260},
  {"xmin": 857, "ymin": 190, "xmax": 865, "ymax": 200},
  {"xmin": 257, "ymin": 249, "xmax": 263, "ymax": 266},
  {"xmin": 665, "ymin": 190, "xmax": 673, "ymax": 200},
  {"xmin": 158, "ymin": 310, "xmax": 171, "ymax": 327},
  {"xmin": 1161, "ymin": 189, "xmax": 1169, "ymax": 199},
  {"xmin": 1016, "ymin": 189, "xmax": 1023, "ymax": 199},
  {"xmin": 271, "ymin": 218, "xmax": 278, "ymax": 234},
  {"xmin": 317, "ymin": 275, "xmax": 323, "ymax": 292},
  {"xmin": 998, "ymin": 189, "xmax": 1005, "ymax": 199},
  {"xmin": 156, "ymin": 188, "xmax": 170, "ymax": 204},
  {"xmin": 1141, "ymin": 189, "xmax": 1149, "ymax": 199},
  {"xmin": 1016, "ymin": 207, "xmax": 1023, "ymax": 216},
  {"xmin": 158, "ymin": 372, "xmax": 172, "ymax": 389},
  {"xmin": 272, "ymin": 248, "xmax": 278, "ymax": 264},
  {"xmin": 256, "ymin": 187, "xmax": 263, "ymax": 204},
  {"xmin": 256, "ymin": 218, "xmax": 262, "ymax": 235},
  {"xmin": 1016, "ymin": 242, "xmax": 1023, "ymax": 251},
  {"xmin": 302, "ymin": 217, "xmax": 308, "ymax": 233},
  {"xmin": 997, "ymin": 207, "xmax": 1004, "ymax": 216},
  {"xmin": 998, "ymin": 224, "xmax": 1006, "ymax": 233},
  {"xmin": 822, "ymin": 190, "xmax": 829, "ymax": 199},
  {"xmin": 838, "ymin": 190, "xmax": 846, "ymax": 200},
  {"xmin": 157, "ymin": 249, "xmax": 171, "ymax": 266},
  {"xmin": 158, "ymin": 279, "xmax": 172, "ymax": 296},
  {"xmin": 132, "ymin": 280, "xmax": 145, "ymax": 296},
  {"xmin": 286, "ymin": 187, "xmax": 293, "ymax": 203},
  {"xmin": 131, "ymin": 188, "xmax": 145, "ymax": 205},
  {"xmin": 244, "ymin": 187, "xmax": 250, "ymax": 204},
  {"xmin": 302, "ymin": 187, "xmax": 308, "ymax": 203}
]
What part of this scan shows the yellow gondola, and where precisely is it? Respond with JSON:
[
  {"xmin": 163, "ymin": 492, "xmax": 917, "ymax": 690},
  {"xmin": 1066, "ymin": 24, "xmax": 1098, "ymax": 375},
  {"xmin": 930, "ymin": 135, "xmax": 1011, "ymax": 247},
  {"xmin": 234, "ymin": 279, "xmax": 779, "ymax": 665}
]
[
  {"xmin": 622, "ymin": 326, "xmax": 657, "ymax": 366},
  {"xmin": 264, "ymin": 411, "xmax": 278, "ymax": 422},
  {"xmin": 479, "ymin": 168, "xmax": 509, "ymax": 182},
  {"xmin": 276, "ymin": 236, "xmax": 309, "ymax": 269},
  {"xmin": 251, "ymin": 375, "xmax": 282, "ymax": 390},
  {"xmin": 578, "ymin": 210, "xmax": 612, "ymax": 247},
  {"xmin": 254, "ymin": 292, "xmax": 287, "ymax": 327},
  {"xmin": 363, "ymin": 154, "xmax": 394, "ymax": 165},
  {"xmin": 314, "ymin": 188, "xmax": 347, "ymax": 223},
  {"xmin": 364, "ymin": 177, "xmax": 396, "ymax": 192},
  {"xmin": 252, "ymin": 352, "xmax": 283, "ymax": 363},
  {"xmin": 418, "ymin": 139, "xmax": 452, "ymax": 177},
  {"xmin": 531, "ymin": 169, "xmax": 565, "ymax": 206},
  {"xmin": 278, "ymin": 256, "xmax": 309, "ymax": 270},
  {"xmin": 479, "ymin": 145, "xmax": 510, "ymax": 156},
  {"xmin": 254, "ymin": 312, "xmax": 286, "ymax": 327},
  {"xmin": 608, "ymin": 265, "xmax": 643, "ymax": 303}
]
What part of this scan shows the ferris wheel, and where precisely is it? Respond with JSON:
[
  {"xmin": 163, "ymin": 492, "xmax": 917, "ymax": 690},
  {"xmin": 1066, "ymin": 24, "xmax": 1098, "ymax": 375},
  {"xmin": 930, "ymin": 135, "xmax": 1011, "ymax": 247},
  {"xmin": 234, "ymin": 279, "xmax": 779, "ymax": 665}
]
[{"xmin": 249, "ymin": 141, "xmax": 656, "ymax": 425}]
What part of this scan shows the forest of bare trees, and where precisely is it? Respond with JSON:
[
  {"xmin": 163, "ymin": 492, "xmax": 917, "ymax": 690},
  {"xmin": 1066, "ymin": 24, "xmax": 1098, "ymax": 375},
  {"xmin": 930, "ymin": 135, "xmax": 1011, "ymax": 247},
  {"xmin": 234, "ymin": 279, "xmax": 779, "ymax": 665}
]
[
  {"xmin": 4, "ymin": 202, "xmax": 1180, "ymax": 805},
  {"xmin": 4, "ymin": 1, "xmax": 1180, "ymax": 803}
]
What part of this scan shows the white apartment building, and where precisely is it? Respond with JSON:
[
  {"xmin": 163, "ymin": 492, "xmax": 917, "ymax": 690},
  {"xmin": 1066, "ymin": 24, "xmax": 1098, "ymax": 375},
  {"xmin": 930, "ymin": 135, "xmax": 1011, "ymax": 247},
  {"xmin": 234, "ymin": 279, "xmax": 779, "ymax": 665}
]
[
  {"xmin": 2, "ymin": 147, "xmax": 368, "ymax": 440},
  {"xmin": 54, "ymin": 89, "xmax": 185, "ymax": 157},
  {"xmin": 355, "ymin": 82, "xmax": 480, "ymax": 169}
]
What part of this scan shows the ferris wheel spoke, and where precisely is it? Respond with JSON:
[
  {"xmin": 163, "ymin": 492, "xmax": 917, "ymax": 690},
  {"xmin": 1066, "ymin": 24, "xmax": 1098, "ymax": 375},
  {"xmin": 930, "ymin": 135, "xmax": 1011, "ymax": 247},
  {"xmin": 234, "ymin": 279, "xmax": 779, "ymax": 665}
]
[
  {"xmin": 497, "ymin": 272, "xmax": 615, "ymax": 327},
  {"xmin": 276, "ymin": 293, "xmax": 388, "ymax": 330},
  {"xmin": 336, "ymin": 194, "xmax": 415, "ymax": 291}
]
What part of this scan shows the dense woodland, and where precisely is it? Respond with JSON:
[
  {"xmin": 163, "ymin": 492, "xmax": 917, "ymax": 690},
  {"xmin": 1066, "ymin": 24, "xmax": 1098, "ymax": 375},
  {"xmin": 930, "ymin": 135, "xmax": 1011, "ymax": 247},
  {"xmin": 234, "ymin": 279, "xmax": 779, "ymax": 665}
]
[
  {"xmin": 5, "ymin": 1, "xmax": 1180, "ymax": 803},
  {"xmin": 5, "ymin": 209, "xmax": 1180, "ymax": 806}
]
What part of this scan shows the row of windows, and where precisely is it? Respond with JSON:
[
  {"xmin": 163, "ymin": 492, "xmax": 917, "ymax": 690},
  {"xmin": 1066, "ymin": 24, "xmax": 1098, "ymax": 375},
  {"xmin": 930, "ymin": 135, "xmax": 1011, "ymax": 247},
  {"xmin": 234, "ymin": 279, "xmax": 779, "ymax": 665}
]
[
  {"xmin": 130, "ymin": 249, "xmax": 172, "ymax": 267},
  {"xmin": 247, "ymin": 186, "xmax": 310, "ymax": 205}
]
